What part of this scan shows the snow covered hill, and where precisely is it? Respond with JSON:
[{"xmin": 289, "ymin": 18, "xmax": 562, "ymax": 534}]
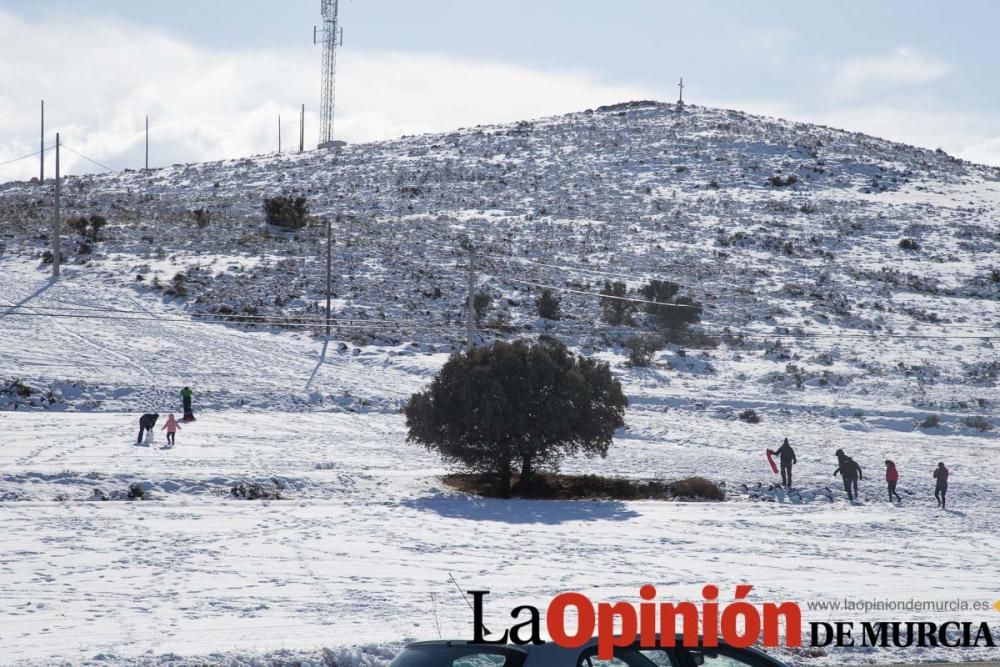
[{"xmin": 0, "ymin": 102, "xmax": 998, "ymax": 665}]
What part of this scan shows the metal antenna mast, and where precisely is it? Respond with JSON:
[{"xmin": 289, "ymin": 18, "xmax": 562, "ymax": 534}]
[{"xmin": 315, "ymin": 0, "xmax": 344, "ymax": 149}]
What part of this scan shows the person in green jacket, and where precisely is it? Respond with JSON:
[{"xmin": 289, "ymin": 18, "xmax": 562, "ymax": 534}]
[{"xmin": 181, "ymin": 386, "xmax": 195, "ymax": 421}]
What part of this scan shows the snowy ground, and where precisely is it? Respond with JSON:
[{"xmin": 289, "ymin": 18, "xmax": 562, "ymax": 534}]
[
  {"xmin": 3, "ymin": 408, "xmax": 1000, "ymax": 666},
  {"xmin": 1, "ymin": 258, "xmax": 998, "ymax": 666}
]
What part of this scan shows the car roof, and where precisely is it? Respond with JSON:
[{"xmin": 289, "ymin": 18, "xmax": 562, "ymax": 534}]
[{"xmin": 404, "ymin": 637, "xmax": 779, "ymax": 658}]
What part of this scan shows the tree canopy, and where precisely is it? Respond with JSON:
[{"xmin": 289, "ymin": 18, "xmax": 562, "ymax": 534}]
[{"xmin": 404, "ymin": 339, "xmax": 628, "ymax": 495}]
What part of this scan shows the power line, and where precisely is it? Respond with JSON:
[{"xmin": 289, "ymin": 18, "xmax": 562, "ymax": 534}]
[
  {"xmin": 473, "ymin": 248, "xmax": 649, "ymax": 282},
  {"xmin": 499, "ymin": 275, "xmax": 708, "ymax": 311},
  {"xmin": 0, "ymin": 309, "xmax": 475, "ymax": 334},
  {"xmin": 0, "ymin": 101, "xmax": 40, "ymax": 121},
  {"xmin": 0, "ymin": 146, "xmax": 53, "ymax": 168},
  {"xmin": 500, "ymin": 323, "xmax": 996, "ymax": 341},
  {"xmin": 0, "ymin": 301, "xmax": 429, "ymax": 325},
  {"xmin": 3, "ymin": 306, "xmax": 992, "ymax": 341},
  {"xmin": 443, "ymin": 241, "xmax": 990, "ymax": 297},
  {"xmin": 465, "ymin": 249, "xmax": 997, "ymax": 326},
  {"xmin": 60, "ymin": 143, "xmax": 115, "ymax": 172}
]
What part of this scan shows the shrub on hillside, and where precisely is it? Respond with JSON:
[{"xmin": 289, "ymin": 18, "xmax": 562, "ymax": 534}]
[
  {"xmin": 738, "ymin": 408, "xmax": 761, "ymax": 424},
  {"xmin": 405, "ymin": 339, "xmax": 627, "ymax": 495},
  {"xmin": 599, "ymin": 281, "xmax": 635, "ymax": 326},
  {"xmin": 653, "ymin": 294, "xmax": 703, "ymax": 332},
  {"xmin": 963, "ymin": 415, "xmax": 993, "ymax": 432},
  {"xmin": 899, "ymin": 238, "xmax": 921, "ymax": 251},
  {"xmin": 768, "ymin": 174, "xmax": 798, "ymax": 187},
  {"xmin": 231, "ymin": 481, "xmax": 284, "ymax": 500},
  {"xmin": 638, "ymin": 280, "xmax": 703, "ymax": 332},
  {"xmin": 667, "ymin": 328, "xmax": 718, "ymax": 349},
  {"xmin": 40, "ymin": 250, "xmax": 65, "ymax": 265},
  {"xmin": 639, "ymin": 279, "xmax": 679, "ymax": 325},
  {"xmin": 192, "ymin": 208, "xmax": 211, "ymax": 227},
  {"xmin": 472, "ymin": 292, "xmax": 491, "ymax": 323},
  {"xmin": 68, "ymin": 216, "xmax": 89, "ymax": 236},
  {"xmin": 535, "ymin": 289, "xmax": 561, "ymax": 320},
  {"xmin": 164, "ymin": 272, "xmax": 188, "ymax": 298},
  {"xmin": 920, "ymin": 414, "xmax": 942, "ymax": 429},
  {"xmin": 67, "ymin": 214, "xmax": 107, "ymax": 241},
  {"xmin": 626, "ymin": 336, "xmax": 660, "ymax": 367},
  {"xmin": 668, "ymin": 477, "xmax": 725, "ymax": 501},
  {"xmin": 263, "ymin": 195, "xmax": 308, "ymax": 230}
]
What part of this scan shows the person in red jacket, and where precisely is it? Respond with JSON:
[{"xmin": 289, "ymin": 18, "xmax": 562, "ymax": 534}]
[
  {"xmin": 161, "ymin": 413, "xmax": 182, "ymax": 447},
  {"xmin": 933, "ymin": 462, "xmax": 949, "ymax": 509},
  {"xmin": 884, "ymin": 460, "xmax": 902, "ymax": 503}
]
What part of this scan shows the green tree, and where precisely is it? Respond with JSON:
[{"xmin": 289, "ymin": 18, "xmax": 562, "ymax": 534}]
[
  {"xmin": 656, "ymin": 294, "xmax": 703, "ymax": 332},
  {"xmin": 626, "ymin": 335, "xmax": 661, "ymax": 367},
  {"xmin": 405, "ymin": 339, "xmax": 628, "ymax": 495},
  {"xmin": 599, "ymin": 281, "xmax": 635, "ymax": 326},
  {"xmin": 87, "ymin": 215, "xmax": 107, "ymax": 241},
  {"xmin": 535, "ymin": 289, "xmax": 561, "ymax": 320},
  {"xmin": 263, "ymin": 195, "xmax": 309, "ymax": 230},
  {"xmin": 639, "ymin": 279, "xmax": 702, "ymax": 333},
  {"xmin": 473, "ymin": 292, "xmax": 492, "ymax": 324}
]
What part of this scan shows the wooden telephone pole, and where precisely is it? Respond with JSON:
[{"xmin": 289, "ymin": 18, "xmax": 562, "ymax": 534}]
[
  {"xmin": 40, "ymin": 100, "xmax": 44, "ymax": 182},
  {"xmin": 52, "ymin": 133, "xmax": 61, "ymax": 278},
  {"xmin": 299, "ymin": 104, "xmax": 305, "ymax": 153},
  {"xmin": 325, "ymin": 214, "xmax": 336, "ymax": 337},
  {"xmin": 466, "ymin": 248, "xmax": 475, "ymax": 352}
]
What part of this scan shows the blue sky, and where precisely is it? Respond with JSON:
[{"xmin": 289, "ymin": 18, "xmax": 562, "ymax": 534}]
[{"xmin": 2, "ymin": 1, "xmax": 998, "ymax": 177}]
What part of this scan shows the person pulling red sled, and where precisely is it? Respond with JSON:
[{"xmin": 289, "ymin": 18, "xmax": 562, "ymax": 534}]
[{"xmin": 767, "ymin": 438, "xmax": 797, "ymax": 487}]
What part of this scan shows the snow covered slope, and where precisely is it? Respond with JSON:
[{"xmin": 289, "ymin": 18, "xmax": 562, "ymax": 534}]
[{"xmin": 0, "ymin": 102, "xmax": 997, "ymax": 665}]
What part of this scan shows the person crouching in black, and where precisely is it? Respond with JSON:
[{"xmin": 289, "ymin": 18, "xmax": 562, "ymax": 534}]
[{"xmin": 137, "ymin": 413, "xmax": 159, "ymax": 445}]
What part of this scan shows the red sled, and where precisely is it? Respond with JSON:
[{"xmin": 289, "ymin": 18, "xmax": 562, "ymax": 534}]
[{"xmin": 766, "ymin": 449, "xmax": 779, "ymax": 474}]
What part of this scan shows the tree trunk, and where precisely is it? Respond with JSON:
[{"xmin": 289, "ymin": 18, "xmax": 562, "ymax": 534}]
[
  {"xmin": 520, "ymin": 456, "xmax": 533, "ymax": 493},
  {"xmin": 495, "ymin": 461, "xmax": 512, "ymax": 498}
]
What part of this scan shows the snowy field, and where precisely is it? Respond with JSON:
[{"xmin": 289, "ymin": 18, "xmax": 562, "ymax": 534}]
[
  {"xmin": 1, "ymin": 258, "xmax": 998, "ymax": 666},
  {"xmin": 0, "ymin": 103, "xmax": 998, "ymax": 665}
]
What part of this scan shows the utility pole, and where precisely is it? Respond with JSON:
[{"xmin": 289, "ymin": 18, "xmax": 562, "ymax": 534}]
[
  {"xmin": 278, "ymin": 115, "xmax": 282, "ymax": 154},
  {"xmin": 40, "ymin": 100, "xmax": 44, "ymax": 183},
  {"xmin": 467, "ymin": 248, "xmax": 475, "ymax": 352},
  {"xmin": 299, "ymin": 104, "xmax": 305, "ymax": 153},
  {"xmin": 52, "ymin": 133, "xmax": 61, "ymax": 278},
  {"xmin": 145, "ymin": 116, "xmax": 149, "ymax": 171},
  {"xmin": 325, "ymin": 214, "xmax": 335, "ymax": 337}
]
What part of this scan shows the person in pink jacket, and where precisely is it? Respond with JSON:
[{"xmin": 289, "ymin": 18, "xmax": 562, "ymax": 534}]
[
  {"xmin": 161, "ymin": 413, "xmax": 181, "ymax": 447},
  {"xmin": 884, "ymin": 460, "xmax": 901, "ymax": 503}
]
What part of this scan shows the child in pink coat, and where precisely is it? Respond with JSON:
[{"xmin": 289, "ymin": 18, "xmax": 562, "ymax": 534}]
[
  {"xmin": 161, "ymin": 413, "xmax": 181, "ymax": 447},
  {"xmin": 884, "ymin": 460, "xmax": 901, "ymax": 503}
]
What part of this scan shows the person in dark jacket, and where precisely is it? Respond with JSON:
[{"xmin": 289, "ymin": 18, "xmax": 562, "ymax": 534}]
[
  {"xmin": 136, "ymin": 413, "xmax": 159, "ymax": 445},
  {"xmin": 180, "ymin": 386, "xmax": 195, "ymax": 421},
  {"xmin": 884, "ymin": 460, "xmax": 902, "ymax": 503},
  {"xmin": 769, "ymin": 438, "xmax": 797, "ymax": 487},
  {"xmin": 933, "ymin": 462, "xmax": 949, "ymax": 509},
  {"xmin": 834, "ymin": 448, "xmax": 863, "ymax": 501}
]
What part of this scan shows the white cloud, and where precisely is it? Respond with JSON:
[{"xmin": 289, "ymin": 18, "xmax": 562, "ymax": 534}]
[
  {"xmin": 0, "ymin": 9, "xmax": 650, "ymax": 181},
  {"xmin": 961, "ymin": 136, "xmax": 1000, "ymax": 167},
  {"xmin": 1, "ymin": 11, "xmax": 996, "ymax": 184},
  {"xmin": 831, "ymin": 47, "xmax": 952, "ymax": 98}
]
